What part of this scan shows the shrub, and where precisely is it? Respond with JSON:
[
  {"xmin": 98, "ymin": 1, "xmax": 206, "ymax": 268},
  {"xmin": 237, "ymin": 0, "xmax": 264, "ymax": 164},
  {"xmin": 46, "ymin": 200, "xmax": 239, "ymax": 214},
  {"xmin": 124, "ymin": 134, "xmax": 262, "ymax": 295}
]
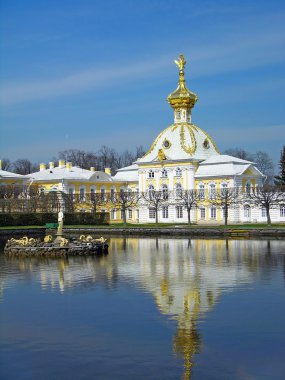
[{"xmin": 0, "ymin": 212, "xmax": 109, "ymax": 226}]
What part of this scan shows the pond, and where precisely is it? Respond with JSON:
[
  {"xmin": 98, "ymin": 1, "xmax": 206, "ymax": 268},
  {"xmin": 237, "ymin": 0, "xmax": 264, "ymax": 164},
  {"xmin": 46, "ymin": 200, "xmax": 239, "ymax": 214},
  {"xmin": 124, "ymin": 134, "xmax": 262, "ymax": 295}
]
[{"xmin": 0, "ymin": 237, "xmax": 285, "ymax": 380}]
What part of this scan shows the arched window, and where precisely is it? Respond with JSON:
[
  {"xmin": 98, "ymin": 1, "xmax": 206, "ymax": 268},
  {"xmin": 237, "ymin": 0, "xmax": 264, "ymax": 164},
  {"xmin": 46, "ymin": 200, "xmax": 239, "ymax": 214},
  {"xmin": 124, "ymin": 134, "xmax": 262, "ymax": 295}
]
[
  {"xmin": 101, "ymin": 187, "xmax": 106, "ymax": 201},
  {"xmin": 110, "ymin": 188, "xmax": 115, "ymax": 201},
  {"xmin": 245, "ymin": 182, "xmax": 251, "ymax": 195},
  {"xmin": 210, "ymin": 207, "xmax": 217, "ymax": 219},
  {"xmin": 198, "ymin": 184, "xmax": 205, "ymax": 200},
  {"xmin": 148, "ymin": 170, "xmax": 154, "ymax": 178},
  {"xmin": 162, "ymin": 184, "xmax": 168, "ymax": 200},
  {"xmin": 244, "ymin": 205, "xmax": 251, "ymax": 218},
  {"xmin": 148, "ymin": 184, "xmax": 155, "ymax": 200},
  {"xmin": 90, "ymin": 187, "xmax": 95, "ymax": 201},
  {"xmin": 280, "ymin": 204, "xmax": 285, "ymax": 218},
  {"xmin": 161, "ymin": 168, "xmax": 168, "ymax": 178},
  {"xmin": 209, "ymin": 184, "xmax": 216, "ymax": 199},
  {"xmin": 221, "ymin": 183, "xmax": 228, "ymax": 196},
  {"xmin": 175, "ymin": 183, "xmax": 183, "ymax": 198},
  {"xmin": 175, "ymin": 167, "xmax": 182, "ymax": 176},
  {"xmin": 79, "ymin": 187, "xmax": 85, "ymax": 201}
]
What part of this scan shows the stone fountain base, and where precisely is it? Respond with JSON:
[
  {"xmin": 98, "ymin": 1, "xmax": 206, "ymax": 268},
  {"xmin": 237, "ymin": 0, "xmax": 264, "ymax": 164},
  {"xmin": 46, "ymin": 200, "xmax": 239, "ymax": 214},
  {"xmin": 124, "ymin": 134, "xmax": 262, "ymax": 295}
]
[{"xmin": 4, "ymin": 235, "xmax": 108, "ymax": 257}]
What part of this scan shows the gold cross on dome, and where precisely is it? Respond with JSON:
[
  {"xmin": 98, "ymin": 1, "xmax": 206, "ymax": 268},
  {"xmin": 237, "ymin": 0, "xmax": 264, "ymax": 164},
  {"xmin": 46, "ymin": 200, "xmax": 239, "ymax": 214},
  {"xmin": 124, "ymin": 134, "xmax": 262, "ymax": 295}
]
[{"xmin": 174, "ymin": 54, "xmax": 186, "ymax": 70}]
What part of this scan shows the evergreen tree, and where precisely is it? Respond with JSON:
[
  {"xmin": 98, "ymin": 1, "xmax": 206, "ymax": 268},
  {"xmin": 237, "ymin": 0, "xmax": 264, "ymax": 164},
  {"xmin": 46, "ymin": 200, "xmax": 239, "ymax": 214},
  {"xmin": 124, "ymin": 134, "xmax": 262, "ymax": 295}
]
[{"xmin": 274, "ymin": 145, "xmax": 285, "ymax": 186}]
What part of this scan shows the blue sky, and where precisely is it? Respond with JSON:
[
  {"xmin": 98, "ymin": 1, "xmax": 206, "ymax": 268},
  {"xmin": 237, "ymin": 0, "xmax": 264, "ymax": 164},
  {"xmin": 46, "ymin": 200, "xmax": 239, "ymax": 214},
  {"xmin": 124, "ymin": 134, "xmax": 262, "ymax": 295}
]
[{"xmin": 1, "ymin": 0, "xmax": 285, "ymax": 168}]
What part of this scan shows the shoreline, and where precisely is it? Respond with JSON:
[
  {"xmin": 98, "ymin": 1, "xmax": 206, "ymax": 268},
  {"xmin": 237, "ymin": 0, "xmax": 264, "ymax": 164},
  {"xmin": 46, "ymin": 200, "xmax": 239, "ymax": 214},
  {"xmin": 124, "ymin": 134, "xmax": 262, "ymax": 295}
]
[{"xmin": 0, "ymin": 226, "xmax": 285, "ymax": 239}]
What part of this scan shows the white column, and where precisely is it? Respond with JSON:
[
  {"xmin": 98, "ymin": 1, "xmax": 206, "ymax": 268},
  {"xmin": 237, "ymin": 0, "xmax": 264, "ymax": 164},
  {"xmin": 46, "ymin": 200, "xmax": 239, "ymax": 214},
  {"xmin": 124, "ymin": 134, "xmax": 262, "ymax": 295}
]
[{"xmin": 187, "ymin": 165, "xmax": 195, "ymax": 189}]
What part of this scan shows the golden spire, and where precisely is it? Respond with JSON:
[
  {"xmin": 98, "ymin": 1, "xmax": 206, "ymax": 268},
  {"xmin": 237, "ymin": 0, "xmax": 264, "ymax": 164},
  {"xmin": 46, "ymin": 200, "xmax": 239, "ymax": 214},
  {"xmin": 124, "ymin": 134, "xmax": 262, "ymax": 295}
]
[{"xmin": 167, "ymin": 54, "xmax": 198, "ymax": 122}]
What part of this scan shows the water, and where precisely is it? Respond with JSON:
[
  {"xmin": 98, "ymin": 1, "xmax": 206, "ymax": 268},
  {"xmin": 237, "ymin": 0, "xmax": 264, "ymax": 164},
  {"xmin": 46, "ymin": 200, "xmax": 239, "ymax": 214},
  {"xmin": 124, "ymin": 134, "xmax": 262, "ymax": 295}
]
[{"xmin": 0, "ymin": 237, "xmax": 285, "ymax": 380}]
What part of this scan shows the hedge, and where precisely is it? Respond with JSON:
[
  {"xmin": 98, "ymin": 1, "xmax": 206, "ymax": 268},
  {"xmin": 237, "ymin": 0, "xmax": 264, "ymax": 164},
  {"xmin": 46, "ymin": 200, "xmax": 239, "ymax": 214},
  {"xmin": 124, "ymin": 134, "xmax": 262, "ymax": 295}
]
[{"xmin": 0, "ymin": 212, "xmax": 109, "ymax": 227}]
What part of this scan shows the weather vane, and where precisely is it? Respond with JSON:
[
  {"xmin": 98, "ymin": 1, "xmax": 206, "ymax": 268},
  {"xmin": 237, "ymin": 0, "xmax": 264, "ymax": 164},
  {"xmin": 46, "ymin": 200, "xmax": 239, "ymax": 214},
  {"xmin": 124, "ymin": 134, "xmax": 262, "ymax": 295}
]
[{"xmin": 174, "ymin": 54, "xmax": 186, "ymax": 70}]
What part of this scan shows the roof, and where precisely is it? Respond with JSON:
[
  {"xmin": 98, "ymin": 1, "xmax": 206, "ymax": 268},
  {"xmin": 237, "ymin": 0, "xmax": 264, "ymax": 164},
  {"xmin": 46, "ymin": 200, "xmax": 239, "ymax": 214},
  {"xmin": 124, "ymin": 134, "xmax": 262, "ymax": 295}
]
[
  {"xmin": 195, "ymin": 155, "xmax": 264, "ymax": 178},
  {"xmin": 136, "ymin": 123, "xmax": 220, "ymax": 164},
  {"xmin": 0, "ymin": 169, "xmax": 26, "ymax": 180},
  {"xmin": 26, "ymin": 166, "xmax": 113, "ymax": 182},
  {"xmin": 113, "ymin": 164, "xmax": 139, "ymax": 182},
  {"xmin": 199, "ymin": 155, "xmax": 253, "ymax": 165}
]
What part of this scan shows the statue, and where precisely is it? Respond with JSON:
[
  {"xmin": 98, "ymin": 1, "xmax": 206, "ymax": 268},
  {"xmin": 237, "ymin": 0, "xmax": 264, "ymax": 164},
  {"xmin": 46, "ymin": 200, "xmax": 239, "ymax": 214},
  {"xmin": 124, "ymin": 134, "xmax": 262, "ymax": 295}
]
[
  {"xmin": 58, "ymin": 210, "xmax": 64, "ymax": 223},
  {"xmin": 56, "ymin": 210, "xmax": 64, "ymax": 239},
  {"xmin": 174, "ymin": 54, "xmax": 186, "ymax": 71},
  {"xmin": 158, "ymin": 148, "xmax": 167, "ymax": 161}
]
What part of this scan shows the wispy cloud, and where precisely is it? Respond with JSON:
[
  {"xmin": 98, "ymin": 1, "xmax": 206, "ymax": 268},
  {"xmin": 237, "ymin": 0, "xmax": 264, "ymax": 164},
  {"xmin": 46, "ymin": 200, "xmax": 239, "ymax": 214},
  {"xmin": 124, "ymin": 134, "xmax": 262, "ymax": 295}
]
[{"xmin": 1, "ymin": 12, "xmax": 284, "ymax": 106}]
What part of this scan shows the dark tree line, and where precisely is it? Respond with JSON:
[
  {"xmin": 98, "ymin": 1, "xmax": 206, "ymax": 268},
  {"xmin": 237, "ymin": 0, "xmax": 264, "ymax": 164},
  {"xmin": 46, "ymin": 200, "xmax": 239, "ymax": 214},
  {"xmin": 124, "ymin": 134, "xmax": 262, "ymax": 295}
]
[
  {"xmin": 1, "ymin": 145, "xmax": 146, "ymax": 175},
  {"xmin": 2, "ymin": 145, "xmax": 282, "ymax": 181}
]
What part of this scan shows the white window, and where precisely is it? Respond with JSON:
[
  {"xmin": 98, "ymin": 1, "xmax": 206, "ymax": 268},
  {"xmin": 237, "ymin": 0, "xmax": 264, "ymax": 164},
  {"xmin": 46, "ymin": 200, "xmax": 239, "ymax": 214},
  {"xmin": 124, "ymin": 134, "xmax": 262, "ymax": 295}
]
[
  {"xmin": 244, "ymin": 205, "xmax": 251, "ymax": 218},
  {"xmin": 175, "ymin": 167, "xmax": 182, "ymax": 176},
  {"xmin": 110, "ymin": 188, "xmax": 115, "ymax": 201},
  {"xmin": 162, "ymin": 206, "xmax": 168, "ymax": 219},
  {"xmin": 101, "ymin": 187, "xmax": 106, "ymax": 201},
  {"xmin": 148, "ymin": 185, "xmax": 155, "ymax": 199},
  {"xmin": 162, "ymin": 184, "xmax": 168, "ymax": 200},
  {"xmin": 79, "ymin": 187, "xmax": 85, "ymax": 201},
  {"xmin": 161, "ymin": 168, "xmax": 168, "ymax": 178},
  {"xmin": 261, "ymin": 207, "xmax": 266, "ymax": 218},
  {"xmin": 148, "ymin": 170, "xmax": 154, "ymax": 178},
  {"xmin": 199, "ymin": 185, "xmax": 205, "ymax": 200},
  {"xmin": 149, "ymin": 208, "xmax": 156, "ymax": 219},
  {"xmin": 120, "ymin": 209, "xmax": 124, "ymax": 219},
  {"xmin": 90, "ymin": 187, "xmax": 95, "ymax": 201},
  {"xmin": 176, "ymin": 206, "xmax": 183, "ymax": 218},
  {"xmin": 175, "ymin": 183, "xmax": 183, "ymax": 198},
  {"xmin": 245, "ymin": 182, "xmax": 251, "ymax": 195},
  {"xmin": 128, "ymin": 209, "xmax": 132, "ymax": 219},
  {"xmin": 209, "ymin": 184, "xmax": 216, "ymax": 199},
  {"xmin": 176, "ymin": 111, "xmax": 181, "ymax": 119},
  {"xmin": 210, "ymin": 207, "xmax": 216, "ymax": 219},
  {"xmin": 200, "ymin": 207, "xmax": 206, "ymax": 219},
  {"xmin": 221, "ymin": 183, "xmax": 228, "ymax": 196},
  {"xmin": 111, "ymin": 209, "xmax": 116, "ymax": 219},
  {"xmin": 136, "ymin": 209, "xmax": 139, "ymax": 220},
  {"xmin": 280, "ymin": 205, "xmax": 285, "ymax": 218}
]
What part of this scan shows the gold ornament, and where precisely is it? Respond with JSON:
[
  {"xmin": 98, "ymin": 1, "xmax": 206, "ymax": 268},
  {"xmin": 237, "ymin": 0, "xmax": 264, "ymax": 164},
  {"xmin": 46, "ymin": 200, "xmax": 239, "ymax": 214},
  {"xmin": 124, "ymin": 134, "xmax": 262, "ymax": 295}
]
[{"xmin": 158, "ymin": 149, "xmax": 167, "ymax": 161}]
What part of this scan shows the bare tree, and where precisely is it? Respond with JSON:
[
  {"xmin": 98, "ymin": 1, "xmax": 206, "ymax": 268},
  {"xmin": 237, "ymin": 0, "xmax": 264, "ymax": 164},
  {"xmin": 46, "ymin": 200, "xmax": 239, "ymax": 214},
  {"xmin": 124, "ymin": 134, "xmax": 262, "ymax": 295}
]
[
  {"xmin": 177, "ymin": 189, "xmax": 199, "ymax": 224},
  {"xmin": 209, "ymin": 187, "xmax": 240, "ymax": 225},
  {"xmin": 13, "ymin": 159, "xmax": 38, "ymax": 174},
  {"xmin": 109, "ymin": 189, "xmax": 139, "ymax": 225},
  {"xmin": 1, "ymin": 158, "xmax": 11, "ymax": 171},
  {"xmin": 142, "ymin": 189, "xmax": 169, "ymax": 224},
  {"xmin": 253, "ymin": 151, "xmax": 274, "ymax": 183},
  {"xmin": 58, "ymin": 149, "xmax": 97, "ymax": 169},
  {"xmin": 135, "ymin": 145, "xmax": 146, "ymax": 160},
  {"xmin": 223, "ymin": 148, "xmax": 254, "ymax": 161},
  {"xmin": 85, "ymin": 192, "xmax": 108, "ymax": 214},
  {"xmin": 247, "ymin": 184, "xmax": 284, "ymax": 225}
]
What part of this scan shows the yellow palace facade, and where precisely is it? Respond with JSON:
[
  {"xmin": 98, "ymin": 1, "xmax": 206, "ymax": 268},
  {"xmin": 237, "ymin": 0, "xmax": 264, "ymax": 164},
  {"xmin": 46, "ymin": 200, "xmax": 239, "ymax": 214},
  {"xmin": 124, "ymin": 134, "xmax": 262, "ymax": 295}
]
[{"xmin": 2, "ymin": 55, "xmax": 284, "ymax": 223}]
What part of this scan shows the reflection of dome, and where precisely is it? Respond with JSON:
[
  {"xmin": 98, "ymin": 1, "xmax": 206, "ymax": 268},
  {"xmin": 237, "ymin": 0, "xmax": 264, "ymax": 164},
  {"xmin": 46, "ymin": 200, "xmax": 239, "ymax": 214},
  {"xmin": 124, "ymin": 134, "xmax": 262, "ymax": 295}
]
[{"xmin": 137, "ymin": 123, "xmax": 219, "ymax": 162}]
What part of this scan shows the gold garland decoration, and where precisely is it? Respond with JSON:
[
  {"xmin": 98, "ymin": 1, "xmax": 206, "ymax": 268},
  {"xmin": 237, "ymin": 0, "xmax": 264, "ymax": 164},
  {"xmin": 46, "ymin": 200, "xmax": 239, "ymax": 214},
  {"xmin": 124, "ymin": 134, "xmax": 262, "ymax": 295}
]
[{"xmin": 180, "ymin": 124, "xmax": 197, "ymax": 155}]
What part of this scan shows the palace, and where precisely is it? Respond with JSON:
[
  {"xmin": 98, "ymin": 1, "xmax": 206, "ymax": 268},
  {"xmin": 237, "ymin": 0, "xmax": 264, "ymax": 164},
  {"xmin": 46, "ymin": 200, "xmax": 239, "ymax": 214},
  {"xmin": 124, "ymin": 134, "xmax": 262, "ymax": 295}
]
[{"xmin": 1, "ymin": 55, "xmax": 284, "ymax": 224}]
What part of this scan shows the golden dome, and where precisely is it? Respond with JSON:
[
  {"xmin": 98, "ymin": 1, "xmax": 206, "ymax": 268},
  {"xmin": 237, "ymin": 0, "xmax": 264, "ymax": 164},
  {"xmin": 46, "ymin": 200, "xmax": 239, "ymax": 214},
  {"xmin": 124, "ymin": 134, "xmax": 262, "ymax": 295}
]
[{"xmin": 167, "ymin": 54, "xmax": 198, "ymax": 110}]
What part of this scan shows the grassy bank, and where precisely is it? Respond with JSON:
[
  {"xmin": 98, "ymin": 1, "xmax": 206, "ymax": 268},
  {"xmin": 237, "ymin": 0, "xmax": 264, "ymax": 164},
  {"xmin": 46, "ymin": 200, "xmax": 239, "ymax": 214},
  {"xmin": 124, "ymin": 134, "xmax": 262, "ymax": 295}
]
[{"xmin": 1, "ymin": 223, "xmax": 285, "ymax": 230}]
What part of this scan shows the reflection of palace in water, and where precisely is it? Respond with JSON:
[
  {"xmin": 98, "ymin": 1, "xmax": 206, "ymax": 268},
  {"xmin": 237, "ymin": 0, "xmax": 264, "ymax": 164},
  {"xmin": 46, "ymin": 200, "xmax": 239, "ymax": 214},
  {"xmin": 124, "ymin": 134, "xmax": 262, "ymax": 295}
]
[{"xmin": 1, "ymin": 238, "xmax": 284, "ymax": 379}]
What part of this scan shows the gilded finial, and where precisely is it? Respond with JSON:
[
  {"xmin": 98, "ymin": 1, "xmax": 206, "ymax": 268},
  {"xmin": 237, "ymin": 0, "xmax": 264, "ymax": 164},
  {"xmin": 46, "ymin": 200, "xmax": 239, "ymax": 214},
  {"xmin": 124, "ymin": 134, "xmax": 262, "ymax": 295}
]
[{"xmin": 174, "ymin": 54, "xmax": 186, "ymax": 71}]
